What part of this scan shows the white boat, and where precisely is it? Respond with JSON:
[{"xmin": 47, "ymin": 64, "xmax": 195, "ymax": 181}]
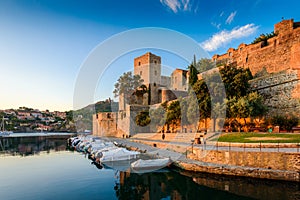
[
  {"xmin": 131, "ymin": 158, "xmax": 172, "ymax": 173},
  {"xmin": 0, "ymin": 117, "xmax": 13, "ymax": 136},
  {"xmin": 99, "ymin": 148, "xmax": 140, "ymax": 162}
]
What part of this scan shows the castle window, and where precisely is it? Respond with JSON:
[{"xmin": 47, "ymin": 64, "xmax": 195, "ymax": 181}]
[
  {"xmin": 140, "ymin": 71, "xmax": 142, "ymax": 76},
  {"xmin": 154, "ymin": 60, "xmax": 157, "ymax": 64},
  {"xmin": 229, "ymin": 52, "xmax": 232, "ymax": 57},
  {"xmin": 154, "ymin": 82, "xmax": 156, "ymax": 86},
  {"xmin": 155, "ymin": 70, "xmax": 157, "ymax": 76},
  {"xmin": 246, "ymin": 57, "xmax": 248, "ymax": 63},
  {"xmin": 138, "ymin": 62, "xmax": 141, "ymax": 66}
]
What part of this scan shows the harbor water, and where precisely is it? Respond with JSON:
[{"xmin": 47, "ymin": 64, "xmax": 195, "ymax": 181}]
[{"xmin": 0, "ymin": 135, "xmax": 298, "ymax": 200}]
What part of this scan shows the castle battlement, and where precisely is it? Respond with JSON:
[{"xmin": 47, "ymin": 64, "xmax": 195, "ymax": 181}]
[{"xmin": 213, "ymin": 19, "xmax": 300, "ymax": 75}]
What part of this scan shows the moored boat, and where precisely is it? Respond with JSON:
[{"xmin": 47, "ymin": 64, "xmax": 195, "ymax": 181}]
[
  {"xmin": 99, "ymin": 148, "xmax": 140, "ymax": 162},
  {"xmin": 131, "ymin": 158, "xmax": 172, "ymax": 173}
]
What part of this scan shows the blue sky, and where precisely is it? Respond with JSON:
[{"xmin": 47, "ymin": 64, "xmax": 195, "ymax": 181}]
[{"xmin": 0, "ymin": 0, "xmax": 299, "ymax": 111}]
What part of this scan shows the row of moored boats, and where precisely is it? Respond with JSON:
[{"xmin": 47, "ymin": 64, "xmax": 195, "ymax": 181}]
[{"xmin": 67, "ymin": 135, "xmax": 172, "ymax": 173}]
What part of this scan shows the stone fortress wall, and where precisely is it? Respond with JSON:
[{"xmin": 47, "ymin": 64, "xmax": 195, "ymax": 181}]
[{"xmin": 213, "ymin": 19, "xmax": 300, "ymax": 115}]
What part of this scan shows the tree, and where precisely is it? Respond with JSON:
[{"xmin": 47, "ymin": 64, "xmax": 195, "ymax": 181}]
[
  {"xmin": 228, "ymin": 92, "xmax": 268, "ymax": 132},
  {"xmin": 195, "ymin": 58, "xmax": 215, "ymax": 73},
  {"xmin": 113, "ymin": 72, "xmax": 144, "ymax": 99},
  {"xmin": 149, "ymin": 105, "xmax": 166, "ymax": 132},
  {"xmin": 211, "ymin": 102, "xmax": 226, "ymax": 132},
  {"xmin": 188, "ymin": 63, "xmax": 198, "ymax": 87},
  {"xmin": 283, "ymin": 116, "xmax": 299, "ymax": 132},
  {"xmin": 135, "ymin": 111, "xmax": 151, "ymax": 127},
  {"xmin": 219, "ymin": 65, "xmax": 253, "ymax": 99},
  {"xmin": 229, "ymin": 96, "xmax": 250, "ymax": 132},
  {"xmin": 271, "ymin": 115, "xmax": 285, "ymax": 132},
  {"xmin": 186, "ymin": 91, "xmax": 200, "ymax": 131},
  {"xmin": 166, "ymin": 101, "xmax": 181, "ymax": 132},
  {"xmin": 271, "ymin": 115, "xmax": 299, "ymax": 132},
  {"xmin": 247, "ymin": 91, "xmax": 268, "ymax": 119},
  {"xmin": 193, "ymin": 79, "xmax": 211, "ymax": 129},
  {"xmin": 251, "ymin": 31, "xmax": 277, "ymax": 44}
]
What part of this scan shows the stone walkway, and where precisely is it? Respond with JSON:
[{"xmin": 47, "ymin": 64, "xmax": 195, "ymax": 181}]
[
  {"xmin": 109, "ymin": 137, "xmax": 300, "ymax": 182},
  {"xmin": 129, "ymin": 135, "xmax": 300, "ymax": 153},
  {"xmin": 111, "ymin": 137, "xmax": 280, "ymax": 169}
]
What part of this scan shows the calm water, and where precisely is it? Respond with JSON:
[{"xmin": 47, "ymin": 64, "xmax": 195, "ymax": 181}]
[{"xmin": 0, "ymin": 136, "xmax": 298, "ymax": 200}]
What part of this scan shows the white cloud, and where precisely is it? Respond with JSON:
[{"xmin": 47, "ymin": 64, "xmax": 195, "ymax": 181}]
[
  {"xmin": 160, "ymin": 0, "xmax": 193, "ymax": 13},
  {"xmin": 201, "ymin": 24, "xmax": 258, "ymax": 52},
  {"xmin": 225, "ymin": 11, "xmax": 237, "ymax": 24}
]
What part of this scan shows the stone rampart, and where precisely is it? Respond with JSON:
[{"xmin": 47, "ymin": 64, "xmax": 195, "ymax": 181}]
[
  {"xmin": 213, "ymin": 19, "xmax": 300, "ymax": 76},
  {"xmin": 190, "ymin": 149, "xmax": 300, "ymax": 172},
  {"xmin": 212, "ymin": 19, "xmax": 300, "ymax": 115},
  {"xmin": 250, "ymin": 70, "xmax": 300, "ymax": 115}
]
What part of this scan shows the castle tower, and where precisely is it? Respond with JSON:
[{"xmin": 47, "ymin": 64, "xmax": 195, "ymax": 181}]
[
  {"xmin": 134, "ymin": 52, "xmax": 161, "ymax": 104},
  {"xmin": 134, "ymin": 52, "xmax": 161, "ymax": 85}
]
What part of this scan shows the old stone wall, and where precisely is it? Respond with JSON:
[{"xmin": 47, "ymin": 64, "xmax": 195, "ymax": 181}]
[
  {"xmin": 213, "ymin": 19, "xmax": 300, "ymax": 114},
  {"xmin": 92, "ymin": 112, "xmax": 119, "ymax": 137},
  {"xmin": 250, "ymin": 70, "xmax": 300, "ymax": 115},
  {"xmin": 92, "ymin": 104, "xmax": 151, "ymax": 137},
  {"xmin": 191, "ymin": 149, "xmax": 300, "ymax": 172},
  {"xmin": 213, "ymin": 19, "xmax": 300, "ymax": 76}
]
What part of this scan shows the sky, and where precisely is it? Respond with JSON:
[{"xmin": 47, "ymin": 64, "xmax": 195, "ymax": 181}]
[{"xmin": 0, "ymin": 0, "xmax": 300, "ymax": 111}]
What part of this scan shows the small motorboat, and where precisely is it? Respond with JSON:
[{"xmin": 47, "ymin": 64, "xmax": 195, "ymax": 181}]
[
  {"xmin": 130, "ymin": 158, "xmax": 172, "ymax": 173},
  {"xmin": 100, "ymin": 148, "xmax": 140, "ymax": 162}
]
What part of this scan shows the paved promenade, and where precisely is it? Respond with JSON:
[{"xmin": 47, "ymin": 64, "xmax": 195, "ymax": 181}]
[
  {"xmin": 109, "ymin": 137, "xmax": 300, "ymax": 182},
  {"xmin": 127, "ymin": 137, "xmax": 300, "ymax": 153}
]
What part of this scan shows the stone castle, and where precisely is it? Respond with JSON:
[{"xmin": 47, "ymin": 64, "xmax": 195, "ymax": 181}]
[
  {"xmin": 93, "ymin": 52, "xmax": 189, "ymax": 137},
  {"xmin": 93, "ymin": 19, "xmax": 300, "ymax": 137}
]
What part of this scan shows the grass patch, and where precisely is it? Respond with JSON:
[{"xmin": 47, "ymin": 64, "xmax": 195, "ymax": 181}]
[{"xmin": 215, "ymin": 132, "xmax": 300, "ymax": 143}]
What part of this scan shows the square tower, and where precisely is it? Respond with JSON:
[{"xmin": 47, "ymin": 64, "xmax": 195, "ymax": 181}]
[{"xmin": 134, "ymin": 52, "xmax": 161, "ymax": 85}]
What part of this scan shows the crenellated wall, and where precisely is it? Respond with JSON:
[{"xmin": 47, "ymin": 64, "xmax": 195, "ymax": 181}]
[
  {"xmin": 213, "ymin": 19, "xmax": 300, "ymax": 114},
  {"xmin": 213, "ymin": 19, "xmax": 300, "ymax": 76}
]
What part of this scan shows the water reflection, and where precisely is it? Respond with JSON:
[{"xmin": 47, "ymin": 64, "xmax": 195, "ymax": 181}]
[
  {"xmin": 114, "ymin": 171, "xmax": 255, "ymax": 200},
  {"xmin": 114, "ymin": 170, "xmax": 299, "ymax": 200},
  {"xmin": 0, "ymin": 135, "xmax": 69, "ymax": 156}
]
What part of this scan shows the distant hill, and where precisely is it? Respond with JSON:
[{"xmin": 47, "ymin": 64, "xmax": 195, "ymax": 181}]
[{"xmin": 72, "ymin": 99, "xmax": 119, "ymax": 132}]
